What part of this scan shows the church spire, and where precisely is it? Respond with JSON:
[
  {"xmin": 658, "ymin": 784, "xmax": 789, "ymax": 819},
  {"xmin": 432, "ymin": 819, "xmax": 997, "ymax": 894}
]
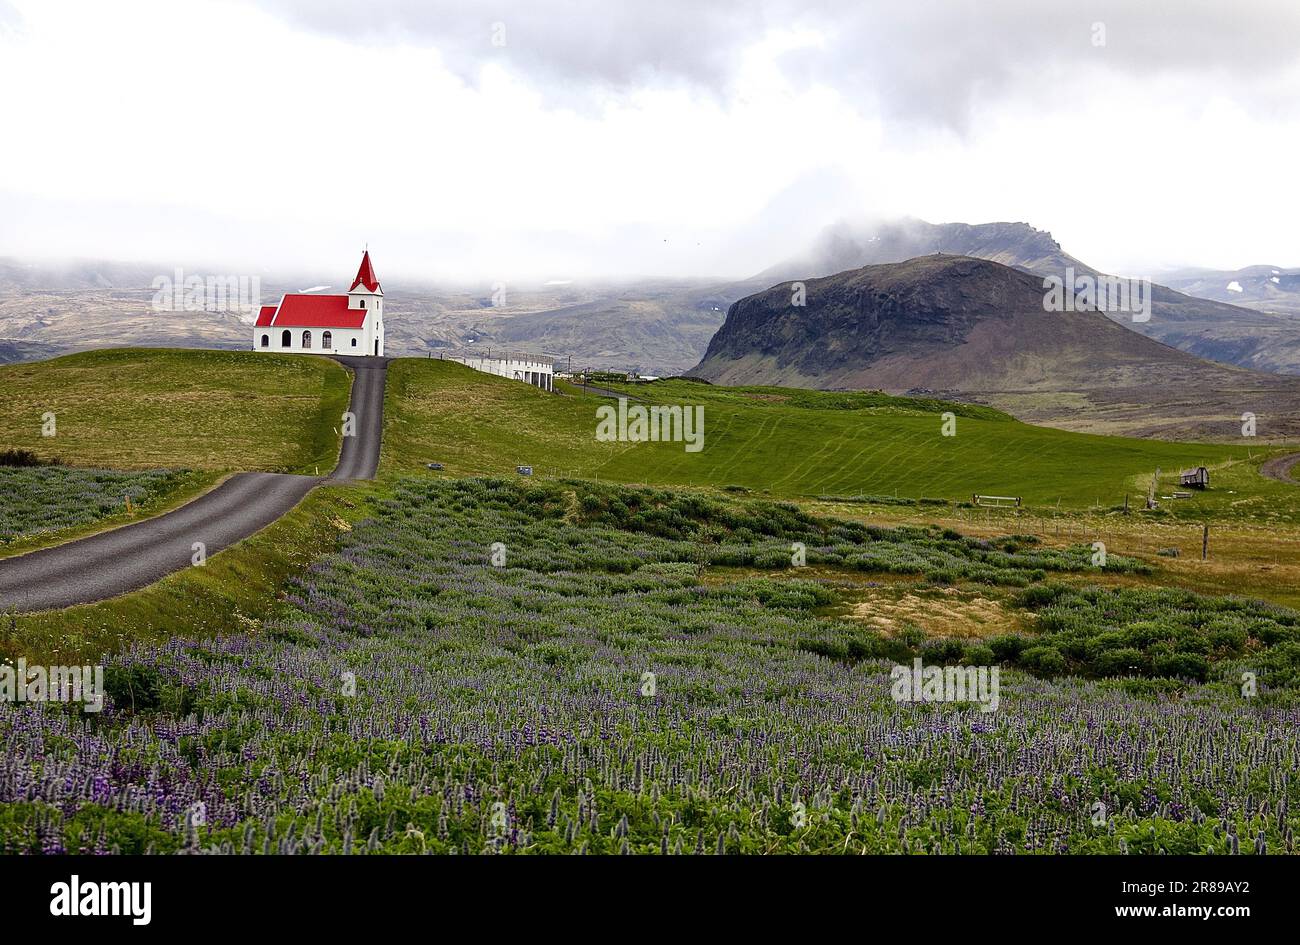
[{"xmin": 350, "ymin": 250, "xmax": 380, "ymax": 293}]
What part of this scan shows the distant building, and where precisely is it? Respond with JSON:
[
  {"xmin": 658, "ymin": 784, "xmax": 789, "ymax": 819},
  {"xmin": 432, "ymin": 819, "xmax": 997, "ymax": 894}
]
[
  {"xmin": 1179, "ymin": 466, "xmax": 1210, "ymax": 489},
  {"xmin": 445, "ymin": 353, "xmax": 554, "ymax": 392},
  {"xmin": 253, "ymin": 251, "xmax": 385, "ymax": 357}
]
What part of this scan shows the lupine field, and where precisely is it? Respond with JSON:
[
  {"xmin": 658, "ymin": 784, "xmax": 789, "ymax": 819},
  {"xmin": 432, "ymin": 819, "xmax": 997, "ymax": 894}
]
[
  {"xmin": 2, "ymin": 478, "xmax": 1298, "ymax": 854},
  {"xmin": 0, "ymin": 465, "xmax": 193, "ymax": 545}
]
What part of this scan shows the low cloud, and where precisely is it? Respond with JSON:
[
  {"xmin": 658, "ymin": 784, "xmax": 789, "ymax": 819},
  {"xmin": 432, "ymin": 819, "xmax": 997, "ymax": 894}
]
[
  {"xmin": 0, "ymin": 0, "xmax": 24, "ymax": 34},
  {"xmin": 251, "ymin": 0, "xmax": 1300, "ymax": 132}
]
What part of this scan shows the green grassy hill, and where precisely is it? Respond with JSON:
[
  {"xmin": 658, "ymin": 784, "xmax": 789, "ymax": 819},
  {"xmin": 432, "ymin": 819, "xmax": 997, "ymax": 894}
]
[
  {"xmin": 0, "ymin": 348, "xmax": 351, "ymax": 473},
  {"xmin": 0, "ymin": 350, "xmax": 1286, "ymax": 516},
  {"xmin": 384, "ymin": 360, "xmax": 1280, "ymax": 512}
]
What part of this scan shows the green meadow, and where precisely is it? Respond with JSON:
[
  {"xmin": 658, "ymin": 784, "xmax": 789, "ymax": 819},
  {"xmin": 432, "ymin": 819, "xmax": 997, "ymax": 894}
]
[
  {"xmin": 384, "ymin": 360, "xmax": 1280, "ymax": 514},
  {"xmin": 3, "ymin": 350, "xmax": 1299, "ymax": 664},
  {"xmin": 0, "ymin": 348, "xmax": 352, "ymax": 474}
]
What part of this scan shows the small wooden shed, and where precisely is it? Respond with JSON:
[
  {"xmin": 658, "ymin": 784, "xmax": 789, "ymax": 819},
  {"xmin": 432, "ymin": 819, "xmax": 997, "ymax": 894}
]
[{"xmin": 1179, "ymin": 466, "xmax": 1209, "ymax": 489}]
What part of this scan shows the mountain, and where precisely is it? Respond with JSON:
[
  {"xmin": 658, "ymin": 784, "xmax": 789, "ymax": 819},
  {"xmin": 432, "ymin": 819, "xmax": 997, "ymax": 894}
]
[
  {"xmin": 690, "ymin": 254, "xmax": 1300, "ymax": 439},
  {"xmin": 1161, "ymin": 265, "xmax": 1300, "ymax": 315},
  {"xmin": 0, "ymin": 339, "xmax": 63, "ymax": 365},
  {"xmin": 0, "ymin": 258, "xmax": 169, "ymax": 293},
  {"xmin": 750, "ymin": 218, "xmax": 1300, "ymax": 376}
]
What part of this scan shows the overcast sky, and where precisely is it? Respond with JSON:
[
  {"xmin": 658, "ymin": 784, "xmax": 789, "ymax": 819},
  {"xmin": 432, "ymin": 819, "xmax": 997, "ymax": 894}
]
[{"xmin": 0, "ymin": 0, "xmax": 1297, "ymax": 282}]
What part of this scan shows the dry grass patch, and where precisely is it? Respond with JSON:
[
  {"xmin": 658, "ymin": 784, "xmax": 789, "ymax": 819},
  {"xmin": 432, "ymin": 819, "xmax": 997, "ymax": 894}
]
[
  {"xmin": 806, "ymin": 500, "xmax": 1300, "ymax": 609},
  {"xmin": 846, "ymin": 586, "xmax": 1023, "ymax": 639}
]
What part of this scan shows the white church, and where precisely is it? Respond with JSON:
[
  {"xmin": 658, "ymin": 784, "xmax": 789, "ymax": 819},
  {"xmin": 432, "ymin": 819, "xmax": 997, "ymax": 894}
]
[{"xmin": 254, "ymin": 251, "xmax": 385, "ymax": 357}]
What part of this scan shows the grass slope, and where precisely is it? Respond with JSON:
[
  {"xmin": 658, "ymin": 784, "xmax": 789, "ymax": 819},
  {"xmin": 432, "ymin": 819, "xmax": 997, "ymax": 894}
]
[
  {"xmin": 0, "ymin": 349, "xmax": 351, "ymax": 473},
  {"xmin": 385, "ymin": 360, "xmax": 1271, "ymax": 511}
]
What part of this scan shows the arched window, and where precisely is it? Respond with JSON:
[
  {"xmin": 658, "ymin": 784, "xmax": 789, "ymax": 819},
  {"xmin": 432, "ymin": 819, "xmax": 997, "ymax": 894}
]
[
  {"xmin": 260, "ymin": 334, "xmax": 269, "ymax": 348},
  {"xmin": 359, "ymin": 299, "xmax": 366, "ymax": 308},
  {"xmin": 351, "ymin": 338, "xmax": 357, "ymax": 347},
  {"xmin": 322, "ymin": 331, "xmax": 332, "ymax": 349},
  {"xmin": 302, "ymin": 330, "xmax": 312, "ymax": 349},
  {"xmin": 281, "ymin": 330, "xmax": 291, "ymax": 347}
]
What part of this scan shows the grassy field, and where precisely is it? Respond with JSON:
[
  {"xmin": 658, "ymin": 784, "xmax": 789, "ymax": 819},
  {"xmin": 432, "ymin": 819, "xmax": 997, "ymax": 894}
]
[
  {"xmin": 382, "ymin": 358, "xmax": 626, "ymax": 476},
  {"xmin": 0, "ymin": 349, "xmax": 351, "ymax": 473},
  {"xmin": 2, "ymin": 351, "xmax": 1282, "ymax": 515},
  {"xmin": 4, "ymin": 349, "xmax": 1300, "ymax": 652},
  {"xmin": 385, "ymin": 360, "xmax": 1284, "ymax": 514}
]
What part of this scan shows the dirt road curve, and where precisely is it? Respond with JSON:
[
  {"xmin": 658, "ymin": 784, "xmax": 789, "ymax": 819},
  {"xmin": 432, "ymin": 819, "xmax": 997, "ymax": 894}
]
[
  {"xmin": 0, "ymin": 356, "xmax": 386, "ymax": 613},
  {"xmin": 1259, "ymin": 453, "xmax": 1300, "ymax": 484}
]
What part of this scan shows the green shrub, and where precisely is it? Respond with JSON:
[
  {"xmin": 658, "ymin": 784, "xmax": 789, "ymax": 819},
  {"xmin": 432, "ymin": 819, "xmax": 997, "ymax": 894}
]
[
  {"xmin": 988, "ymin": 634, "xmax": 1029, "ymax": 662},
  {"xmin": 1020, "ymin": 645, "xmax": 1066, "ymax": 675}
]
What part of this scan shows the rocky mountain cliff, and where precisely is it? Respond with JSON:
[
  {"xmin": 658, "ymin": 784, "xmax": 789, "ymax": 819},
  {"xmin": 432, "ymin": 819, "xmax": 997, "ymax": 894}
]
[{"xmin": 690, "ymin": 254, "xmax": 1300, "ymax": 439}]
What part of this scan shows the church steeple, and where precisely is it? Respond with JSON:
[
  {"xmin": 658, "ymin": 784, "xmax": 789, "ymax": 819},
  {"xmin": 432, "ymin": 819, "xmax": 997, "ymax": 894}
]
[{"xmin": 350, "ymin": 250, "xmax": 381, "ymax": 294}]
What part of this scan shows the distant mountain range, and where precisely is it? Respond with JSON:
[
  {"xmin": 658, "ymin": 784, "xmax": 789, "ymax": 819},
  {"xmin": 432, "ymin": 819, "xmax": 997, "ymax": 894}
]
[
  {"xmin": 2, "ymin": 221, "xmax": 1299, "ymax": 383},
  {"xmin": 1160, "ymin": 264, "xmax": 1300, "ymax": 315},
  {"xmin": 690, "ymin": 254, "xmax": 1300, "ymax": 440},
  {"xmin": 0, "ymin": 258, "xmax": 733, "ymax": 374}
]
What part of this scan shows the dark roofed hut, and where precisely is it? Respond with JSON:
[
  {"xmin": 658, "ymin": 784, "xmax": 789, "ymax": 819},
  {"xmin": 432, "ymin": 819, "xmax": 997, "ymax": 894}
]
[{"xmin": 1179, "ymin": 466, "xmax": 1210, "ymax": 489}]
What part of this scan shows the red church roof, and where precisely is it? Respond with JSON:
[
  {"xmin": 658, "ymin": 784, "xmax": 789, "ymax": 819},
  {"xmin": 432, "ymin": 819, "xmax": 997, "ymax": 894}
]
[
  {"xmin": 350, "ymin": 250, "xmax": 381, "ymax": 293},
  {"xmin": 271, "ymin": 294, "xmax": 367, "ymax": 329},
  {"xmin": 254, "ymin": 305, "xmax": 277, "ymax": 327}
]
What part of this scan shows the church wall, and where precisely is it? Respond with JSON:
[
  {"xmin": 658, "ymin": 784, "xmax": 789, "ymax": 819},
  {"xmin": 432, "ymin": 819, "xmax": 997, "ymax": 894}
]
[{"xmin": 253, "ymin": 325, "xmax": 369, "ymax": 355}]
